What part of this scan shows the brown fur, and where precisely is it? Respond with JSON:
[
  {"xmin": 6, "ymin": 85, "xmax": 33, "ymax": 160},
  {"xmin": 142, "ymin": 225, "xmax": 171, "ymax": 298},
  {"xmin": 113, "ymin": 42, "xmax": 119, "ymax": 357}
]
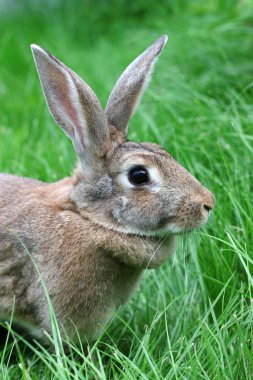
[
  {"xmin": 0, "ymin": 36, "xmax": 214, "ymax": 342},
  {"xmin": 0, "ymin": 172, "xmax": 175, "ymax": 340}
]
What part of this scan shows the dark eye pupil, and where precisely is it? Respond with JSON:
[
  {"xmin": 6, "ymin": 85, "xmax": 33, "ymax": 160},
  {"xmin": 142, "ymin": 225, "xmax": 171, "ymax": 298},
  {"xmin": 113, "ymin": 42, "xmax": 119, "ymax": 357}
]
[{"xmin": 128, "ymin": 166, "xmax": 149, "ymax": 186}]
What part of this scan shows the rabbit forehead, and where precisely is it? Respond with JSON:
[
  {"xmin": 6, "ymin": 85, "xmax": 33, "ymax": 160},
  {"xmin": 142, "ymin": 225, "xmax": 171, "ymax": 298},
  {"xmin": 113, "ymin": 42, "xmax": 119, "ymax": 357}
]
[{"xmin": 109, "ymin": 141, "xmax": 174, "ymax": 171}]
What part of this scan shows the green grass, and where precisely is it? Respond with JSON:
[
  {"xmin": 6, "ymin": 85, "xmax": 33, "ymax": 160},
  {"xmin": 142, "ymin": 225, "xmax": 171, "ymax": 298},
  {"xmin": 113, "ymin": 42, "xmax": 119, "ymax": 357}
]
[{"xmin": 1, "ymin": 0, "xmax": 253, "ymax": 378}]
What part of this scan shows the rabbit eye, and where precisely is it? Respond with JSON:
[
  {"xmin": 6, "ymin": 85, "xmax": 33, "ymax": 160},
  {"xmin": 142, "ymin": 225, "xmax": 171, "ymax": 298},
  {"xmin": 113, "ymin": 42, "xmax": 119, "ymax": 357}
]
[{"xmin": 128, "ymin": 166, "xmax": 150, "ymax": 186}]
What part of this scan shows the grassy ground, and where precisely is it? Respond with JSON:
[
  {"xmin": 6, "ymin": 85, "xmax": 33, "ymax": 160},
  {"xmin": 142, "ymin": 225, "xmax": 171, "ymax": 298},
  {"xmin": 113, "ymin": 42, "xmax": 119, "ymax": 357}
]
[{"xmin": 0, "ymin": 0, "xmax": 253, "ymax": 378}]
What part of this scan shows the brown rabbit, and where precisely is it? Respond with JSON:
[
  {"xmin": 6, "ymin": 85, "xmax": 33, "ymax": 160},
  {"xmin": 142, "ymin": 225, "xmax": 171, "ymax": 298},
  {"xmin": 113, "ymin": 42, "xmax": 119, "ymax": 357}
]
[{"xmin": 0, "ymin": 36, "xmax": 214, "ymax": 342}]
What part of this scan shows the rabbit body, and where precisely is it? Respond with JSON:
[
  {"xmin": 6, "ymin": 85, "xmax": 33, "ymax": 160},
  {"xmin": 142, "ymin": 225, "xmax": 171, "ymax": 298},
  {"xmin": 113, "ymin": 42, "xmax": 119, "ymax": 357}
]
[
  {"xmin": 0, "ymin": 36, "xmax": 214, "ymax": 341},
  {"xmin": 0, "ymin": 171, "xmax": 175, "ymax": 340}
]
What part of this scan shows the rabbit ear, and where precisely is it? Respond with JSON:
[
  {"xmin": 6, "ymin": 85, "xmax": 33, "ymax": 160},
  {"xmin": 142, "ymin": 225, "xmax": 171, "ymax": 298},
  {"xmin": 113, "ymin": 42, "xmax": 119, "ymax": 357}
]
[
  {"xmin": 31, "ymin": 44, "xmax": 110, "ymax": 179},
  {"xmin": 105, "ymin": 35, "xmax": 168, "ymax": 136}
]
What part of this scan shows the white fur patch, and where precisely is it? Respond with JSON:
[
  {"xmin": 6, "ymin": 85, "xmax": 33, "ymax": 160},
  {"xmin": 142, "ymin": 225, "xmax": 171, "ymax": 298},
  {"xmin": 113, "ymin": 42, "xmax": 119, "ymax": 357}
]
[{"xmin": 91, "ymin": 217, "xmax": 185, "ymax": 238}]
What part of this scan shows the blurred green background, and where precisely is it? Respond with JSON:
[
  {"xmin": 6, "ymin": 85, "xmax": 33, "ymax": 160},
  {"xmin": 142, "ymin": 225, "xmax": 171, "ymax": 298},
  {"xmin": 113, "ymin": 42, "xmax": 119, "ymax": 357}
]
[{"xmin": 0, "ymin": 1, "xmax": 253, "ymax": 378}]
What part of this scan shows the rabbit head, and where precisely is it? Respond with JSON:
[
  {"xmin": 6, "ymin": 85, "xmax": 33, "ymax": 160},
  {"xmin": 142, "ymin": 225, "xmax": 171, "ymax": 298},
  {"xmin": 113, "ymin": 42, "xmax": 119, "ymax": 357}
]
[{"xmin": 31, "ymin": 36, "xmax": 214, "ymax": 238}]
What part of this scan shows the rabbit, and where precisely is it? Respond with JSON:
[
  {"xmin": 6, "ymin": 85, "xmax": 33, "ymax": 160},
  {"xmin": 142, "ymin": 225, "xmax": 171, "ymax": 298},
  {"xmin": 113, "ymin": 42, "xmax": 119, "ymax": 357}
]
[{"xmin": 0, "ymin": 35, "xmax": 214, "ymax": 342}]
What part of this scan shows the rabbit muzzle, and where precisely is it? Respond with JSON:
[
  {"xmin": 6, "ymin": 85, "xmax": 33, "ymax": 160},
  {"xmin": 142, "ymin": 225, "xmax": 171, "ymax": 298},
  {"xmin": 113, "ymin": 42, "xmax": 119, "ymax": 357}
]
[{"xmin": 169, "ymin": 186, "xmax": 215, "ymax": 232}]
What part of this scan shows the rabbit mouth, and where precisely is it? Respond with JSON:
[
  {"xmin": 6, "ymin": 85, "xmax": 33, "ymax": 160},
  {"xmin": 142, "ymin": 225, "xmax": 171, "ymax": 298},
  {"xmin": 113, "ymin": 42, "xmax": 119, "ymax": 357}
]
[
  {"xmin": 142, "ymin": 223, "xmax": 197, "ymax": 237},
  {"xmin": 147, "ymin": 214, "xmax": 211, "ymax": 236},
  {"xmin": 106, "ymin": 219, "xmax": 204, "ymax": 237}
]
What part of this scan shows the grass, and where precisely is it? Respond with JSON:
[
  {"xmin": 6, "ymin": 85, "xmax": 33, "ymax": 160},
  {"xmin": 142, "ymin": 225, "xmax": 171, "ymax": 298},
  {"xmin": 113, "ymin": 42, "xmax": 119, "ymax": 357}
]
[{"xmin": 0, "ymin": 0, "xmax": 253, "ymax": 378}]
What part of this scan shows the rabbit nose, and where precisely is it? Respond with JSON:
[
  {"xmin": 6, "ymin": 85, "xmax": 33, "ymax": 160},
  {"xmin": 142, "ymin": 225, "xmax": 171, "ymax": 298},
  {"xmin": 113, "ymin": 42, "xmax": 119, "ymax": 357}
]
[
  {"xmin": 201, "ymin": 191, "xmax": 215, "ymax": 215},
  {"xmin": 204, "ymin": 204, "xmax": 212, "ymax": 212}
]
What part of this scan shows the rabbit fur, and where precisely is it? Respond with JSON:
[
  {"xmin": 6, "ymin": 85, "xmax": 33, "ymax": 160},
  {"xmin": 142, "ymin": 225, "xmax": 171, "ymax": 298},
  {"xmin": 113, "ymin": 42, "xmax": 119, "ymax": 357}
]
[{"xmin": 0, "ymin": 36, "xmax": 214, "ymax": 342}]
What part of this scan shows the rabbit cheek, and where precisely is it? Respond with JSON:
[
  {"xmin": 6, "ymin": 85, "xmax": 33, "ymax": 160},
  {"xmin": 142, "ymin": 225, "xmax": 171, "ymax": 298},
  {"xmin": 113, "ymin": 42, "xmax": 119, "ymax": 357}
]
[
  {"xmin": 111, "ymin": 196, "xmax": 132, "ymax": 226},
  {"xmin": 112, "ymin": 194, "xmax": 161, "ymax": 231}
]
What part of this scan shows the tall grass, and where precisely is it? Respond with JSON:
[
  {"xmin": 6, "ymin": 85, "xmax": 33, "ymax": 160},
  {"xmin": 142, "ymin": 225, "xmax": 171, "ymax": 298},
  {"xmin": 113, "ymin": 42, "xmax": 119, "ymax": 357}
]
[{"xmin": 0, "ymin": 0, "xmax": 253, "ymax": 378}]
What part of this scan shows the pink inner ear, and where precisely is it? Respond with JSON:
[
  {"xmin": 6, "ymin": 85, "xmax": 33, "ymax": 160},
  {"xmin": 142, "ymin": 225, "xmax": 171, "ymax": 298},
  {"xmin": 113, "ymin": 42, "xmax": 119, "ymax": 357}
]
[
  {"xmin": 50, "ymin": 68, "xmax": 85, "ymax": 145},
  {"xmin": 63, "ymin": 95, "xmax": 84, "ymax": 143}
]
